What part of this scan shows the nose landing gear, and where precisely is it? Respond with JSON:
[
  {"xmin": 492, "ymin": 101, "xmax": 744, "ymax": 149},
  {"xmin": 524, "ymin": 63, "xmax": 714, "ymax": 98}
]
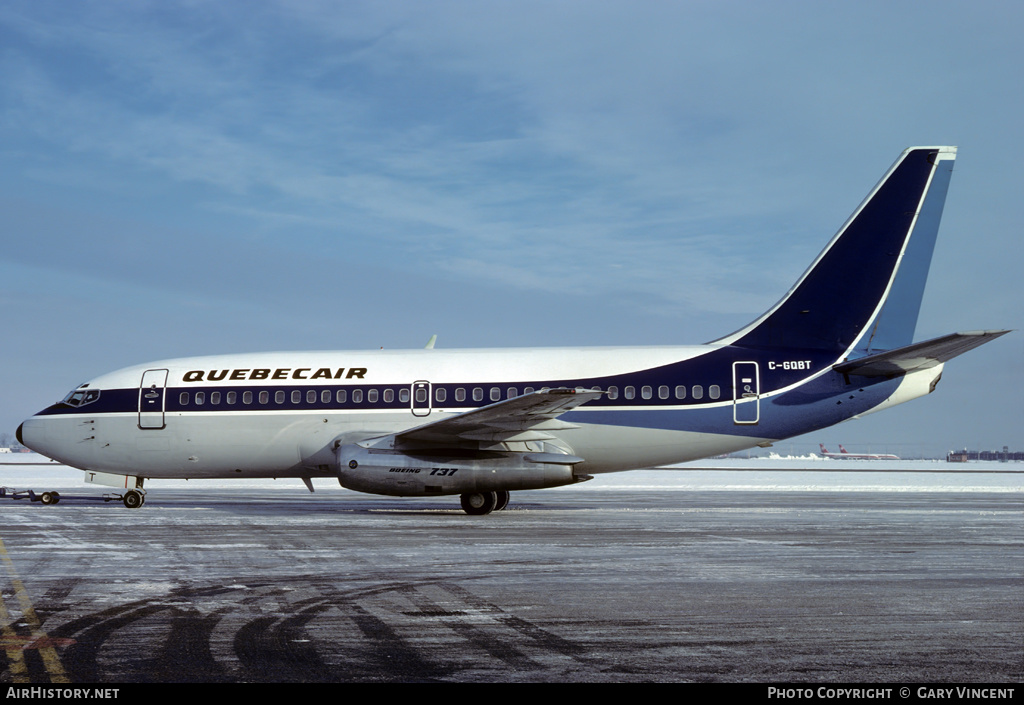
[{"xmin": 122, "ymin": 489, "xmax": 146, "ymax": 508}]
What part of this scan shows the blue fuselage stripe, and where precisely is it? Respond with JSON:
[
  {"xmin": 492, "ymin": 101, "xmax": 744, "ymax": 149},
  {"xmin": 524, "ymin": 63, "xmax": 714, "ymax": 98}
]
[{"xmin": 32, "ymin": 344, "xmax": 903, "ymax": 442}]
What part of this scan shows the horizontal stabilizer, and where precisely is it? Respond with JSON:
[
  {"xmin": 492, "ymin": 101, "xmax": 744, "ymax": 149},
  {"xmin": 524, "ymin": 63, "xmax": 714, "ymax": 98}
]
[{"xmin": 834, "ymin": 330, "xmax": 1010, "ymax": 378}]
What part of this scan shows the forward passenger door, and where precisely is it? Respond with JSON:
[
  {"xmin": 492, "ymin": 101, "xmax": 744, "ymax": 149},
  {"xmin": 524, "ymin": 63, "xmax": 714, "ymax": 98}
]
[{"xmin": 138, "ymin": 369, "xmax": 168, "ymax": 429}]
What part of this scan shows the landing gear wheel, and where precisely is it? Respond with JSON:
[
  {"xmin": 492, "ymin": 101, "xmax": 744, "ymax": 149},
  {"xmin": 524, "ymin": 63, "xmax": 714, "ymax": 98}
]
[
  {"xmin": 123, "ymin": 490, "xmax": 144, "ymax": 509},
  {"xmin": 40, "ymin": 491, "xmax": 60, "ymax": 505},
  {"xmin": 460, "ymin": 491, "xmax": 497, "ymax": 516},
  {"xmin": 494, "ymin": 490, "xmax": 510, "ymax": 511}
]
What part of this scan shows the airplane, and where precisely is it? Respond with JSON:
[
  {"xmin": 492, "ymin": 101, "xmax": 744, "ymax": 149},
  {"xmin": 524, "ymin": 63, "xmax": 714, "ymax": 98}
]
[
  {"xmin": 819, "ymin": 444, "xmax": 899, "ymax": 460},
  {"xmin": 16, "ymin": 146, "xmax": 1009, "ymax": 514}
]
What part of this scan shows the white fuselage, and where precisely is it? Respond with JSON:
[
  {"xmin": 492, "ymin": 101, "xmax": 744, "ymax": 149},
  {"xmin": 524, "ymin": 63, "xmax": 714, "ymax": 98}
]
[{"xmin": 18, "ymin": 342, "xmax": 941, "ymax": 485}]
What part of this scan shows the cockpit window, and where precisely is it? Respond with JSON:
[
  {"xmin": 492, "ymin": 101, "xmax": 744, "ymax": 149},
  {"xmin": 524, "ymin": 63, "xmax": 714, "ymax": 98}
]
[{"xmin": 62, "ymin": 386, "xmax": 101, "ymax": 408}]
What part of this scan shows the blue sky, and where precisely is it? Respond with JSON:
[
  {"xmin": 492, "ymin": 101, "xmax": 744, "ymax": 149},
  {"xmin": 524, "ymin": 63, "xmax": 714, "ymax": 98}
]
[{"xmin": 2, "ymin": 1, "xmax": 1021, "ymax": 457}]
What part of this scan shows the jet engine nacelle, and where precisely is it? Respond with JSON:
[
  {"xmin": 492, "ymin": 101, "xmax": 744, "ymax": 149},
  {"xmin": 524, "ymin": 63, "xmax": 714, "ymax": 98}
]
[{"xmin": 335, "ymin": 444, "xmax": 586, "ymax": 497}]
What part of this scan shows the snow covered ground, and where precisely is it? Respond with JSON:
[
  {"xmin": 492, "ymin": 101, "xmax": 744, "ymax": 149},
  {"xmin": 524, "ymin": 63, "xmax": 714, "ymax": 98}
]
[{"xmin": 2, "ymin": 452, "xmax": 1020, "ymax": 494}]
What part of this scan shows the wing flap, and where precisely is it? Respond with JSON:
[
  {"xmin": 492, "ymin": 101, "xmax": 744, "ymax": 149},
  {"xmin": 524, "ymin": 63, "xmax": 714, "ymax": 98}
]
[
  {"xmin": 834, "ymin": 330, "xmax": 1010, "ymax": 378},
  {"xmin": 394, "ymin": 388, "xmax": 602, "ymax": 446}
]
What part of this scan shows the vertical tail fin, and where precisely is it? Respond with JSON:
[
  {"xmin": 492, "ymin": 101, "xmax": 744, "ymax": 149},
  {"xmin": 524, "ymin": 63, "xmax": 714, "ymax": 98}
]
[
  {"xmin": 715, "ymin": 147, "xmax": 957, "ymax": 354},
  {"xmin": 858, "ymin": 149, "xmax": 956, "ymax": 354}
]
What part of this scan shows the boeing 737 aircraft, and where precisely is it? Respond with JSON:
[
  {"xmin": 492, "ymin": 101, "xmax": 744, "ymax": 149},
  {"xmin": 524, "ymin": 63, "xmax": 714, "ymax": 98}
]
[{"xmin": 17, "ymin": 147, "xmax": 1008, "ymax": 513}]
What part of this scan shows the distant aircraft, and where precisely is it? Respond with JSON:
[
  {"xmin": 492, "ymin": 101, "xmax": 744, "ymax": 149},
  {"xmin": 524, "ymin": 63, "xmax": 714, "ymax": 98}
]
[
  {"xmin": 17, "ymin": 147, "xmax": 1008, "ymax": 513},
  {"xmin": 819, "ymin": 444, "xmax": 900, "ymax": 460}
]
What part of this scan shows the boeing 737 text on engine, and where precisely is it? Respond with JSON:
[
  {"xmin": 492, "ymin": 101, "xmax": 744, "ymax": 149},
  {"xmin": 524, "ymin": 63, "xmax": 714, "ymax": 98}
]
[{"xmin": 17, "ymin": 147, "xmax": 1008, "ymax": 513}]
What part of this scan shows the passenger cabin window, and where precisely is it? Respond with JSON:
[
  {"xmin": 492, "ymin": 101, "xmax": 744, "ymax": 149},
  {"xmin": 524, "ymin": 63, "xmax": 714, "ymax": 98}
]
[
  {"xmin": 259, "ymin": 391, "xmax": 269, "ymax": 404},
  {"xmin": 368, "ymin": 389, "xmax": 378, "ymax": 403},
  {"xmin": 607, "ymin": 386, "xmax": 618, "ymax": 400},
  {"xmin": 473, "ymin": 388, "xmax": 483, "ymax": 402},
  {"xmin": 227, "ymin": 391, "xmax": 237, "ymax": 404},
  {"xmin": 276, "ymin": 390, "xmax": 285, "ymax": 404},
  {"xmin": 624, "ymin": 386, "xmax": 635, "ymax": 400},
  {"xmin": 210, "ymin": 392, "xmax": 220, "ymax": 405},
  {"xmin": 195, "ymin": 392, "xmax": 205, "ymax": 405},
  {"xmin": 658, "ymin": 385, "xmax": 669, "ymax": 400},
  {"xmin": 179, "ymin": 392, "xmax": 189, "ymax": 405},
  {"xmin": 400, "ymin": 388, "xmax": 411, "ymax": 403},
  {"xmin": 435, "ymin": 388, "xmax": 446, "ymax": 403},
  {"xmin": 641, "ymin": 386, "xmax": 652, "ymax": 399},
  {"xmin": 692, "ymin": 385, "xmax": 703, "ymax": 400},
  {"xmin": 384, "ymin": 389, "xmax": 394, "ymax": 403},
  {"xmin": 336, "ymin": 389, "xmax": 347, "ymax": 403},
  {"xmin": 675, "ymin": 385, "xmax": 686, "ymax": 400},
  {"xmin": 709, "ymin": 385, "xmax": 720, "ymax": 400},
  {"xmin": 352, "ymin": 389, "xmax": 363, "ymax": 403},
  {"xmin": 242, "ymin": 391, "xmax": 253, "ymax": 404},
  {"xmin": 455, "ymin": 388, "xmax": 466, "ymax": 402}
]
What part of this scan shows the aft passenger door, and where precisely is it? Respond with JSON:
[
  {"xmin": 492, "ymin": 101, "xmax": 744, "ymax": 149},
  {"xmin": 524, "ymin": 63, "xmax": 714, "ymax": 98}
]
[
  {"xmin": 732, "ymin": 362, "xmax": 760, "ymax": 425},
  {"xmin": 138, "ymin": 369, "xmax": 168, "ymax": 429}
]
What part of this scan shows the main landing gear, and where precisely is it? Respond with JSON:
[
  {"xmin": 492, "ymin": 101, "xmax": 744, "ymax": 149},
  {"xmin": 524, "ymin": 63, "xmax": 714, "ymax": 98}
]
[{"xmin": 459, "ymin": 490, "xmax": 510, "ymax": 516}]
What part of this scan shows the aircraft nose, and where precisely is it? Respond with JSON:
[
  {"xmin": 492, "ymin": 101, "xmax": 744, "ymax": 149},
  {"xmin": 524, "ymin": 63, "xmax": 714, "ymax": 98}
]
[
  {"xmin": 16, "ymin": 419, "xmax": 42, "ymax": 452},
  {"xmin": 16, "ymin": 417, "xmax": 62, "ymax": 462}
]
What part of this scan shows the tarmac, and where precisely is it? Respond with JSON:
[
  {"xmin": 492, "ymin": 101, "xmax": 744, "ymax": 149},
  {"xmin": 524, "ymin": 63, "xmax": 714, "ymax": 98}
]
[{"xmin": 1, "ymin": 461, "xmax": 1021, "ymax": 683}]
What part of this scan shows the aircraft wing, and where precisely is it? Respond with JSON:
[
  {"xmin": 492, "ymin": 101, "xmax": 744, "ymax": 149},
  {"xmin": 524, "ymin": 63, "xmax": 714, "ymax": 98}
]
[
  {"xmin": 393, "ymin": 387, "xmax": 603, "ymax": 446},
  {"xmin": 834, "ymin": 330, "xmax": 1010, "ymax": 378}
]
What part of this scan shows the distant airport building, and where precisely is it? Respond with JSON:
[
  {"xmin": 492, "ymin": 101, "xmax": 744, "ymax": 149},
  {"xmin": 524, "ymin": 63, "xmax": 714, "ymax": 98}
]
[{"xmin": 947, "ymin": 446, "xmax": 1021, "ymax": 462}]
